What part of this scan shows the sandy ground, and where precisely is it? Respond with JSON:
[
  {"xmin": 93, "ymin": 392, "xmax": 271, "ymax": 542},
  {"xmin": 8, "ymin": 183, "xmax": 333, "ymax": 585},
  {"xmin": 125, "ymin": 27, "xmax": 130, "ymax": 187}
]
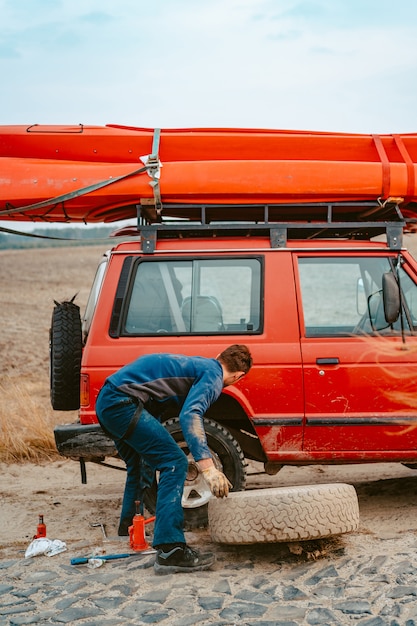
[
  {"xmin": 1, "ymin": 458, "xmax": 417, "ymax": 559},
  {"xmin": 1, "ymin": 240, "xmax": 417, "ymax": 562}
]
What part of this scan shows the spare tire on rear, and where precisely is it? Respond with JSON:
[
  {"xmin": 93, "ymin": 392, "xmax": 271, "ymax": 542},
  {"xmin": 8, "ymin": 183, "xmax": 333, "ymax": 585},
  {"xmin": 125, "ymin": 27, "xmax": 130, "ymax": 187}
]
[
  {"xmin": 208, "ymin": 483, "xmax": 359, "ymax": 544},
  {"xmin": 50, "ymin": 299, "xmax": 82, "ymax": 411}
]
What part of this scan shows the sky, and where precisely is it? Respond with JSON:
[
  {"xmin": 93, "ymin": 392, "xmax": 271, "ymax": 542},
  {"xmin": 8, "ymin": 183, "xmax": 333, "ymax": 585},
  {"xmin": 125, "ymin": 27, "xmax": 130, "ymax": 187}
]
[
  {"xmin": 2, "ymin": 0, "xmax": 417, "ymax": 232},
  {"xmin": 2, "ymin": 0, "xmax": 417, "ymax": 135}
]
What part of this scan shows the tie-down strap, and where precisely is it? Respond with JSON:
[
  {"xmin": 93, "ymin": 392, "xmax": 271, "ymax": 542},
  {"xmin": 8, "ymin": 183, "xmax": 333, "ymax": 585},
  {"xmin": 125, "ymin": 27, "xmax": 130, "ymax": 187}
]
[{"xmin": 140, "ymin": 128, "xmax": 163, "ymax": 216}]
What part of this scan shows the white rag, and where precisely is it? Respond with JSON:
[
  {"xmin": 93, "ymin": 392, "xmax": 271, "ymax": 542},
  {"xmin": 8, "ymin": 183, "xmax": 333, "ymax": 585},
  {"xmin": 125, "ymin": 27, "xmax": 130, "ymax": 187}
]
[{"xmin": 25, "ymin": 537, "xmax": 67, "ymax": 558}]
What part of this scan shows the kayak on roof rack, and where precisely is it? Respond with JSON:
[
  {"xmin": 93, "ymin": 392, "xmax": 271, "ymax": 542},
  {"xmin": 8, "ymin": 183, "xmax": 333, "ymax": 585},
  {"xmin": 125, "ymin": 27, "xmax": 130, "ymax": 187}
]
[{"xmin": 1, "ymin": 124, "xmax": 417, "ymax": 223}]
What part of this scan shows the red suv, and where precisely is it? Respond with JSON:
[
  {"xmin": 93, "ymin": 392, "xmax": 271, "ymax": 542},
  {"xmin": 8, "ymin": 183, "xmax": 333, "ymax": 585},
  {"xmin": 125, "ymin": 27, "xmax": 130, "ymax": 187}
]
[{"xmin": 52, "ymin": 202, "xmax": 417, "ymax": 528}]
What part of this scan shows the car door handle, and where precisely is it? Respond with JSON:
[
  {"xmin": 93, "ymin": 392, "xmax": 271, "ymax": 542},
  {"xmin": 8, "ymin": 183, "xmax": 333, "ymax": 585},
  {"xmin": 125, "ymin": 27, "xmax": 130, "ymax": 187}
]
[{"xmin": 316, "ymin": 358, "xmax": 339, "ymax": 365}]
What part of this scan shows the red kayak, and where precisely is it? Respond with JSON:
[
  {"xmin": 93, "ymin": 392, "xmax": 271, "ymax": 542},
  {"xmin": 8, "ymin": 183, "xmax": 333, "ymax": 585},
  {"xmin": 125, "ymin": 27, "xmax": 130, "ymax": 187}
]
[{"xmin": 1, "ymin": 124, "xmax": 417, "ymax": 223}]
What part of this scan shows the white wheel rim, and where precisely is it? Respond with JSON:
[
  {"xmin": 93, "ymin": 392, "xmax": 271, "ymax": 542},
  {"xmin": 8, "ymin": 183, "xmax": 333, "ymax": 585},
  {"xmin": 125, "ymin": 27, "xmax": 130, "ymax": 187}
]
[
  {"xmin": 180, "ymin": 446, "xmax": 222, "ymax": 509},
  {"xmin": 182, "ymin": 473, "xmax": 213, "ymax": 509}
]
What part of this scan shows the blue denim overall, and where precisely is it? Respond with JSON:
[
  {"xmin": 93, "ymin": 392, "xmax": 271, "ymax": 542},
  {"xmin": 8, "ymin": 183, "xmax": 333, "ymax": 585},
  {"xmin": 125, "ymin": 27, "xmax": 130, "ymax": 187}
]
[{"xmin": 95, "ymin": 380, "xmax": 188, "ymax": 546}]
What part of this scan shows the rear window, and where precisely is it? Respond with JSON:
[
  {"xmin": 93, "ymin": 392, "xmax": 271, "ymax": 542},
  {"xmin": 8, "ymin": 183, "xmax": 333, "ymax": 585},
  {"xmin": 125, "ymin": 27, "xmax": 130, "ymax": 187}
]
[
  {"xmin": 122, "ymin": 257, "xmax": 262, "ymax": 335},
  {"xmin": 81, "ymin": 255, "xmax": 108, "ymax": 342}
]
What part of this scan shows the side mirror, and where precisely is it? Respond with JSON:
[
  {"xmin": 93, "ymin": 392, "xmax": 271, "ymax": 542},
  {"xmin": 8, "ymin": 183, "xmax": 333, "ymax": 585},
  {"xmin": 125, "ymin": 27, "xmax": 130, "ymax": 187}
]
[{"xmin": 382, "ymin": 272, "xmax": 400, "ymax": 324}]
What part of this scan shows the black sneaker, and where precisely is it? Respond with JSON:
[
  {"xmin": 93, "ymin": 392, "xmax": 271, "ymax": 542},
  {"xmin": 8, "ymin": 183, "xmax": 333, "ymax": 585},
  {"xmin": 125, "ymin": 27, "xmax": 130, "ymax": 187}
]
[{"xmin": 154, "ymin": 545, "xmax": 215, "ymax": 575}]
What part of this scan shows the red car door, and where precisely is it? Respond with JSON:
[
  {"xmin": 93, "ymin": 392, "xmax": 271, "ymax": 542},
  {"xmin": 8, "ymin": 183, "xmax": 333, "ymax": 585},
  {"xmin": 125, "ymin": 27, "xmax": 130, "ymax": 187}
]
[{"xmin": 296, "ymin": 250, "xmax": 417, "ymax": 460}]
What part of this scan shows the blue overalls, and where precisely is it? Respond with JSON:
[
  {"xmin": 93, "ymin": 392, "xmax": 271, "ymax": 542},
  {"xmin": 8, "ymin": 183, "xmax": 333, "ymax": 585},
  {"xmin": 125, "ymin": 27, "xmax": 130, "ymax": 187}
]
[{"xmin": 95, "ymin": 353, "xmax": 223, "ymax": 545}]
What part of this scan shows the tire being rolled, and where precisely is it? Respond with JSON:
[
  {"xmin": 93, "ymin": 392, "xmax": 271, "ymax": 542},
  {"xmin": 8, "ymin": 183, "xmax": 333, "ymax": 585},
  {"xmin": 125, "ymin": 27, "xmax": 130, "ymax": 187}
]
[
  {"xmin": 208, "ymin": 483, "xmax": 359, "ymax": 545},
  {"xmin": 50, "ymin": 300, "xmax": 82, "ymax": 411}
]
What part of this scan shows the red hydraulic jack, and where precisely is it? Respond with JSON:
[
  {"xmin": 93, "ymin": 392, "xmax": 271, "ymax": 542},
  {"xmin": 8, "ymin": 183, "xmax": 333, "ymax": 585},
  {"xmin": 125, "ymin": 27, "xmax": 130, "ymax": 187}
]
[{"xmin": 129, "ymin": 501, "xmax": 156, "ymax": 551}]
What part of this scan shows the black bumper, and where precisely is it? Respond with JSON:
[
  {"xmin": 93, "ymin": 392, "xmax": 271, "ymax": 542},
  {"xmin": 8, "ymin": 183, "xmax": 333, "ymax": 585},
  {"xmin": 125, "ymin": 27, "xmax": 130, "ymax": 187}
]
[{"xmin": 54, "ymin": 422, "xmax": 117, "ymax": 461}]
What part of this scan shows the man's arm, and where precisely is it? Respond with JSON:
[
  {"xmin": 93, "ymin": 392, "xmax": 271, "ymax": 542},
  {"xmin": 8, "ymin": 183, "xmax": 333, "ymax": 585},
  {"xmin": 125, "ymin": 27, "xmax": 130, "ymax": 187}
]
[
  {"xmin": 178, "ymin": 370, "xmax": 222, "ymax": 461},
  {"xmin": 179, "ymin": 369, "xmax": 232, "ymax": 497}
]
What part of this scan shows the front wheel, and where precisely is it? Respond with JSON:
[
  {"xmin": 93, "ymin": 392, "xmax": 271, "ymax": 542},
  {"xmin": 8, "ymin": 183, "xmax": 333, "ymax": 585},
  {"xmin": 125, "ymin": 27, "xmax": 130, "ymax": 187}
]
[{"xmin": 143, "ymin": 417, "xmax": 246, "ymax": 529}]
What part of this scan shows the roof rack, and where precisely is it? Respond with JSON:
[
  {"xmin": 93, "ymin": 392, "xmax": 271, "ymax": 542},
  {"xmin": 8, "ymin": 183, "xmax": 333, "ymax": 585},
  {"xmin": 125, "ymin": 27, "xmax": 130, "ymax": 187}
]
[{"xmin": 136, "ymin": 201, "xmax": 408, "ymax": 254}]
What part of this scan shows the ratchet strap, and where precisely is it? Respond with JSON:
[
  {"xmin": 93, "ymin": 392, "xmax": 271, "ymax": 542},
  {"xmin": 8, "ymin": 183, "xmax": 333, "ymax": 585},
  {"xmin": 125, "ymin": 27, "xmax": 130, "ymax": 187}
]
[
  {"xmin": 393, "ymin": 134, "xmax": 415, "ymax": 204},
  {"xmin": 140, "ymin": 128, "xmax": 163, "ymax": 216},
  {"xmin": 0, "ymin": 128, "xmax": 163, "ymax": 220},
  {"xmin": 372, "ymin": 134, "xmax": 390, "ymax": 200},
  {"xmin": 0, "ymin": 164, "xmax": 149, "ymax": 219}
]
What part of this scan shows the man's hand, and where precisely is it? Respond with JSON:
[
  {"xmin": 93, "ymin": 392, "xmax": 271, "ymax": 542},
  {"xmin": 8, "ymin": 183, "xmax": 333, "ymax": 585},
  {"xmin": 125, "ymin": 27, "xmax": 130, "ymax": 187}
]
[{"xmin": 202, "ymin": 466, "xmax": 232, "ymax": 498}]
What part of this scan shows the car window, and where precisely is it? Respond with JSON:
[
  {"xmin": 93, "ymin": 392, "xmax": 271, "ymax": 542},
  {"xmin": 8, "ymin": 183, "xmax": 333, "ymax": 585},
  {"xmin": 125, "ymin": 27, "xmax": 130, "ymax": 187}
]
[
  {"xmin": 298, "ymin": 256, "xmax": 417, "ymax": 337},
  {"xmin": 81, "ymin": 255, "xmax": 108, "ymax": 342},
  {"xmin": 123, "ymin": 258, "xmax": 262, "ymax": 335},
  {"xmin": 398, "ymin": 266, "xmax": 417, "ymax": 329}
]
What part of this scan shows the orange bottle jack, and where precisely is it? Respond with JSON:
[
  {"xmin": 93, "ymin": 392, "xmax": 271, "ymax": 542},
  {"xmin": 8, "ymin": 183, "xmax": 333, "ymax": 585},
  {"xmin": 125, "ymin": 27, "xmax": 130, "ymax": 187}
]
[
  {"xmin": 128, "ymin": 501, "xmax": 156, "ymax": 552},
  {"xmin": 34, "ymin": 514, "xmax": 47, "ymax": 539}
]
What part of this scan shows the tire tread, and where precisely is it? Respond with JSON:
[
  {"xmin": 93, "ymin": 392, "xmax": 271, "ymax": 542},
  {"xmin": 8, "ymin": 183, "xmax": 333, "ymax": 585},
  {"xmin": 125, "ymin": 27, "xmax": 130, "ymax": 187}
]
[{"xmin": 208, "ymin": 483, "xmax": 359, "ymax": 544}]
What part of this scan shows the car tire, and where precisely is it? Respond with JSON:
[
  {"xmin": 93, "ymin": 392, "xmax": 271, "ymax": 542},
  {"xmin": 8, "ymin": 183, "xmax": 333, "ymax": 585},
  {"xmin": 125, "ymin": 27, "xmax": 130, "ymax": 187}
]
[
  {"xmin": 50, "ymin": 299, "xmax": 82, "ymax": 411},
  {"xmin": 144, "ymin": 417, "xmax": 246, "ymax": 529},
  {"xmin": 208, "ymin": 483, "xmax": 359, "ymax": 544}
]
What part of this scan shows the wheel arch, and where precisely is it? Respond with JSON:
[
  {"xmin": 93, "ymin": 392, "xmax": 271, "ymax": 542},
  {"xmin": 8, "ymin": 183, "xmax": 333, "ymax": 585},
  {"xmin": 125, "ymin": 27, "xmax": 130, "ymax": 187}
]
[{"xmin": 205, "ymin": 392, "xmax": 267, "ymax": 463}]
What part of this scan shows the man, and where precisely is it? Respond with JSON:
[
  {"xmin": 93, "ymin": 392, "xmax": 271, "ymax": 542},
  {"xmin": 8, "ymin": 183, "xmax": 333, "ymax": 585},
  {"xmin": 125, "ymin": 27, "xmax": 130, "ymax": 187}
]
[{"xmin": 95, "ymin": 344, "xmax": 252, "ymax": 574}]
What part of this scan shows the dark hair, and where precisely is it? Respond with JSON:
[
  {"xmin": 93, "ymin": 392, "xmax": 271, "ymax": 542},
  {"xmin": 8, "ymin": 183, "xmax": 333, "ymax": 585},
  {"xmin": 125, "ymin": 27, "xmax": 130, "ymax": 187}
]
[{"xmin": 217, "ymin": 344, "xmax": 253, "ymax": 374}]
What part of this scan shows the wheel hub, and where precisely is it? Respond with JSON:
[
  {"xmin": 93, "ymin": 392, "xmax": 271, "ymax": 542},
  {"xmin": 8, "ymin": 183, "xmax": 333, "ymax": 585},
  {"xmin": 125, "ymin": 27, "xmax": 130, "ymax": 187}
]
[{"xmin": 181, "ymin": 451, "xmax": 222, "ymax": 509}]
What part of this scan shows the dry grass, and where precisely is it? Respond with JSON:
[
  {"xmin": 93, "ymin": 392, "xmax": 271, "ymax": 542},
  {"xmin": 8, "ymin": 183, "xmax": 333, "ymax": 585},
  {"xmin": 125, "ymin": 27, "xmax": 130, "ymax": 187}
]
[{"xmin": 0, "ymin": 377, "xmax": 60, "ymax": 462}]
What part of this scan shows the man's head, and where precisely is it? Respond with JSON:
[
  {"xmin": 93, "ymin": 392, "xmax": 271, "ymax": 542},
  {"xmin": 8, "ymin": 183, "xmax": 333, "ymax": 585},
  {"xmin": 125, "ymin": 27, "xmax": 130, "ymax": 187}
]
[{"xmin": 217, "ymin": 344, "xmax": 253, "ymax": 386}]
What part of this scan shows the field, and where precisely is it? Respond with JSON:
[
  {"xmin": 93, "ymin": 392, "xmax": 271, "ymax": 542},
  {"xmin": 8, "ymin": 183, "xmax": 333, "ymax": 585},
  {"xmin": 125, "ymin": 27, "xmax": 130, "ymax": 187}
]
[
  {"xmin": 2, "ymin": 235, "xmax": 417, "ymax": 463},
  {"xmin": 0, "ymin": 244, "xmax": 109, "ymax": 461},
  {"xmin": 2, "ymin": 238, "xmax": 417, "ymax": 553}
]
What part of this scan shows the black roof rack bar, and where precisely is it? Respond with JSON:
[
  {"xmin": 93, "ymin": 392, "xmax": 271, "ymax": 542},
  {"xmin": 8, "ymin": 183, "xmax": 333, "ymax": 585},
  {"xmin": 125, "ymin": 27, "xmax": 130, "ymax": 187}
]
[
  {"xmin": 138, "ymin": 201, "xmax": 409, "ymax": 225},
  {"xmin": 138, "ymin": 221, "xmax": 404, "ymax": 253},
  {"xmin": 136, "ymin": 201, "xmax": 406, "ymax": 253}
]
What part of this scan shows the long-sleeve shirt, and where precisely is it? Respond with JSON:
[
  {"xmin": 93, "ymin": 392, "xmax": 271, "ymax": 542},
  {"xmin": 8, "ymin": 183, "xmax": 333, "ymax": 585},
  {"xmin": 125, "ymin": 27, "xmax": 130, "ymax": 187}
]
[{"xmin": 107, "ymin": 353, "xmax": 224, "ymax": 461}]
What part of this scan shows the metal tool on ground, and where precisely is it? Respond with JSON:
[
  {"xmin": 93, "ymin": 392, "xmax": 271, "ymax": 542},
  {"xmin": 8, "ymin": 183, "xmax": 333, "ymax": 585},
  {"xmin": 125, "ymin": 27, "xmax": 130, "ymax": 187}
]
[
  {"xmin": 70, "ymin": 549, "xmax": 155, "ymax": 566},
  {"xmin": 90, "ymin": 522, "xmax": 107, "ymax": 540},
  {"xmin": 129, "ymin": 501, "xmax": 156, "ymax": 552}
]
